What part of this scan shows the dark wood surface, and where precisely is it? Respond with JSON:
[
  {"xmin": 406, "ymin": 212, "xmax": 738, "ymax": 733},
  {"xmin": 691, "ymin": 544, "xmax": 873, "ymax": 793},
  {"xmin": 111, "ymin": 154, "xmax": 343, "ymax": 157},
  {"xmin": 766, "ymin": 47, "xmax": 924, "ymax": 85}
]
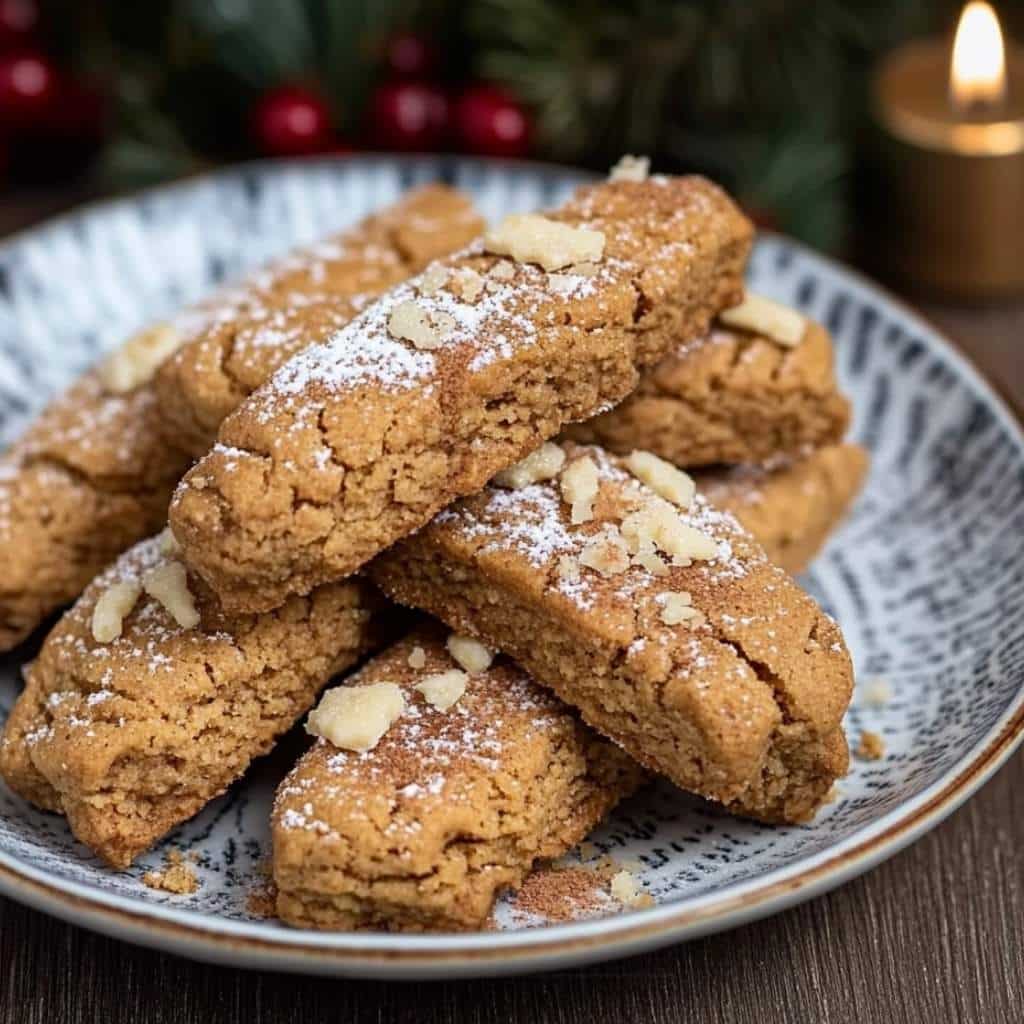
[{"xmin": 0, "ymin": 191, "xmax": 1021, "ymax": 1024}]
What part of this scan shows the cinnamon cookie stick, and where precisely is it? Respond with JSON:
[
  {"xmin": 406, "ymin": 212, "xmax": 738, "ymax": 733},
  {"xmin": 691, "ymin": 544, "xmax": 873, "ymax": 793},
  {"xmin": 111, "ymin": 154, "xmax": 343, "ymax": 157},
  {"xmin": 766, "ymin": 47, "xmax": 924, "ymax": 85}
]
[
  {"xmin": 170, "ymin": 176, "xmax": 753, "ymax": 613},
  {"xmin": 0, "ymin": 532, "xmax": 392, "ymax": 867},
  {"xmin": 272, "ymin": 629, "xmax": 645, "ymax": 931},
  {"xmin": 698, "ymin": 444, "xmax": 868, "ymax": 575},
  {"xmin": 371, "ymin": 443, "xmax": 853, "ymax": 824},
  {"xmin": 0, "ymin": 184, "xmax": 481, "ymax": 651},
  {"xmin": 565, "ymin": 307, "xmax": 850, "ymax": 467}
]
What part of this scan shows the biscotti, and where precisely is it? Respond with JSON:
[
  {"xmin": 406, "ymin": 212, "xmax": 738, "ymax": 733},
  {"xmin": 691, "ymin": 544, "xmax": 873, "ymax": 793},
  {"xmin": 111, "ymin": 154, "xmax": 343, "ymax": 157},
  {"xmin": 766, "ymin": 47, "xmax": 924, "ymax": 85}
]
[
  {"xmin": 565, "ymin": 314, "xmax": 850, "ymax": 467},
  {"xmin": 371, "ymin": 442, "xmax": 853, "ymax": 824},
  {"xmin": 0, "ymin": 533, "xmax": 392, "ymax": 867},
  {"xmin": 698, "ymin": 444, "xmax": 869, "ymax": 575},
  {"xmin": 272, "ymin": 628, "xmax": 645, "ymax": 931},
  {"xmin": 0, "ymin": 184, "xmax": 481, "ymax": 652},
  {"xmin": 154, "ymin": 184, "xmax": 483, "ymax": 456},
  {"xmin": 170, "ymin": 176, "xmax": 753, "ymax": 613}
]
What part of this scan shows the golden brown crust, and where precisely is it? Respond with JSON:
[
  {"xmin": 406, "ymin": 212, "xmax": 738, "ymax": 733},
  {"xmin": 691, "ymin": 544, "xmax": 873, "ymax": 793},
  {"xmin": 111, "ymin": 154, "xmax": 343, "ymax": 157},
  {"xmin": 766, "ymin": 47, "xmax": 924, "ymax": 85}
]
[
  {"xmin": 697, "ymin": 444, "xmax": 869, "ymax": 575},
  {"xmin": 0, "ymin": 534, "xmax": 392, "ymax": 867},
  {"xmin": 565, "ymin": 320, "xmax": 850, "ymax": 466},
  {"xmin": 370, "ymin": 443, "xmax": 853, "ymax": 823},
  {"xmin": 272, "ymin": 628, "xmax": 645, "ymax": 931},
  {"xmin": 170, "ymin": 176, "xmax": 754, "ymax": 614},
  {"xmin": 0, "ymin": 185, "xmax": 481, "ymax": 653},
  {"xmin": 154, "ymin": 185, "xmax": 484, "ymax": 457}
]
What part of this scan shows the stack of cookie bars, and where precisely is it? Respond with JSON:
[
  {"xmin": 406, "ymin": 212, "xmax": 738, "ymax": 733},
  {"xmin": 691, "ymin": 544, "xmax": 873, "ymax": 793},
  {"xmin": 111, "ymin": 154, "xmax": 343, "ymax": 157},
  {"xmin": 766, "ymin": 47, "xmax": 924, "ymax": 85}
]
[{"xmin": 0, "ymin": 158, "xmax": 867, "ymax": 932}]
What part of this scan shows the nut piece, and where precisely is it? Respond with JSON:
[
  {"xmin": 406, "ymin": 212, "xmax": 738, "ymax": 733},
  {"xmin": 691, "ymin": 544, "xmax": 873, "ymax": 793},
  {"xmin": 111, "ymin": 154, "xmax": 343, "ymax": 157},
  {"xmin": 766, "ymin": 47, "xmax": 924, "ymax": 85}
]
[
  {"xmin": 418, "ymin": 264, "xmax": 450, "ymax": 296},
  {"xmin": 446, "ymin": 633, "xmax": 494, "ymax": 673},
  {"xmin": 450, "ymin": 267, "xmax": 484, "ymax": 302},
  {"xmin": 493, "ymin": 442, "xmax": 567, "ymax": 489},
  {"xmin": 142, "ymin": 561, "xmax": 201, "ymax": 630},
  {"xmin": 719, "ymin": 293, "xmax": 806, "ymax": 348},
  {"xmin": 91, "ymin": 579, "xmax": 143, "ymax": 643},
  {"xmin": 625, "ymin": 451, "xmax": 695, "ymax": 508},
  {"xmin": 388, "ymin": 300, "xmax": 444, "ymax": 350},
  {"xmin": 488, "ymin": 260, "xmax": 515, "ymax": 281},
  {"xmin": 620, "ymin": 499, "xmax": 718, "ymax": 565},
  {"xmin": 97, "ymin": 323, "xmax": 183, "ymax": 394},
  {"xmin": 157, "ymin": 527, "xmax": 182, "ymax": 557},
  {"xmin": 407, "ymin": 646, "xmax": 427, "ymax": 669},
  {"xmin": 609, "ymin": 869, "xmax": 639, "ymax": 902},
  {"xmin": 483, "ymin": 214, "xmax": 605, "ymax": 271},
  {"xmin": 416, "ymin": 669, "xmax": 469, "ymax": 712},
  {"xmin": 306, "ymin": 682, "xmax": 406, "ymax": 752},
  {"xmin": 579, "ymin": 528, "xmax": 631, "ymax": 577},
  {"xmin": 609, "ymin": 155, "xmax": 650, "ymax": 182},
  {"xmin": 657, "ymin": 591, "xmax": 705, "ymax": 627},
  {"xmin": 560, "ymin": 456, "xmax": 600, "ymax": 524},
  {"xmin": 633, "ymin": 550, "xmax": 669, "ymax": 577},
  {"xmin": 556, "ymin": 554, "xmax": 581, "ymax": 582}
]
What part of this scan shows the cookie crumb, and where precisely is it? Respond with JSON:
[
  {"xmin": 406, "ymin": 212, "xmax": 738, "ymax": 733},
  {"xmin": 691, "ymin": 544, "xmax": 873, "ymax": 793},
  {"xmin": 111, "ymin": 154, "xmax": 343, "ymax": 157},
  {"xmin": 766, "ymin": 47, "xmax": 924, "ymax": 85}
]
[
  {"xmin": 416, "ymin": 669, "xmax": 469, "ymax": 712},
  {"xmin": 609, "ymin": 868, "xmax": 652, "ymax": 908},
  {"xmin": 855, "ymin": 730, "xmax": 886, "ymax": 761},
  {"xmin": 493, "ymin": 442, "xmax": 566, "ymax": 489},
  {"xmin": 609, "ymin": 154, "xmax": 650, "ymax": 182},
  {"xmin": 484, "ymin": 214, "xmax": 605, "ymax": 271},
  {"xmin": 142, "ymin": 561, "xmax": 200, "ymax": 630},
  {"xmin": 446, "ymin": 634, "xmax": 493, "ymax": 673},
  {"xmin": 306, "ymin": 682, "xmax": 406, "ymax": 751},
  {"xmin": 91, "ymin": 579, "xmax": 142, "ymax": 643},
  {"xmin": 142, "ymin": 849, "xmax": 199, "ymax": 895},
  {"xmin": 246, "ymin": 878, "xmax": 279, "ymax": 919},
  {"xmin": 511, "ymin": 864, "xmax": 610, "ymax": 922},
  {"xmin": 720, "ymin": 293, "xmax": 806, "ymax": 348}
]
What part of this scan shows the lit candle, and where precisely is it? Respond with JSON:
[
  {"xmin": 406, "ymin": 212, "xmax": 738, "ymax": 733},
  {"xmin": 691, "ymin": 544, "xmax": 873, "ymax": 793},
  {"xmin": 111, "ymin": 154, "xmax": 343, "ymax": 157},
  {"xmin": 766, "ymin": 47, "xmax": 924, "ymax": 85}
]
[{"xmin": 869, "ymin": 2, "xmax": 1024, "ymax": 299}]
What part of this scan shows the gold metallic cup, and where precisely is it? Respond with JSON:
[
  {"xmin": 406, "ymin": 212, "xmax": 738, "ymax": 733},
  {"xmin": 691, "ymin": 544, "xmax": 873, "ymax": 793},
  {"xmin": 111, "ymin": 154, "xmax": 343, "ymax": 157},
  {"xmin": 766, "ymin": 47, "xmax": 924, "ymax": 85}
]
[{"xmin": 870, "ymin": 38, "xmax": 1024, "ymax": 300}]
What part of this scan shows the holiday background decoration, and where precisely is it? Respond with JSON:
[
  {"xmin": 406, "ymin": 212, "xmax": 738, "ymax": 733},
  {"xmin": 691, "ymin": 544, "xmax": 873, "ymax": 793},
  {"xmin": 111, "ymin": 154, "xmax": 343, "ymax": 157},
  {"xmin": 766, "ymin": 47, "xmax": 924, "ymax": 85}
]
[{"xmin": 3, "ymin": 0, "xmax": 1016, "ymax": 252}]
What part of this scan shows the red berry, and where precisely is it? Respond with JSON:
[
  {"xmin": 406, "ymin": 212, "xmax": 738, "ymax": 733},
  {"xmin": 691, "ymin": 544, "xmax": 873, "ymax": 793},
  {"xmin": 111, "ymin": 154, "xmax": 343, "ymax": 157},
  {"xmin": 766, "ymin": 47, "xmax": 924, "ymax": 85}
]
[
  {"xmin": 0, "ymin": 0, "xmax": 38, "ymax": 52},
  {"xmin": 454, "ymin": 85, "xmax": 531, "ymax": 159},
  {"xmin": 369, "ymin": 80, "xmax": 449, "ymax": 152},
  {"xmin": 0, "ymin": 49, "xmax": 56, "ymax": 126},
  {"xmin": 383, "ymin": 32, "xmax": 439, "ymax": 79},
  {"xmin": 251, "ymin": 86, "xmax": 333, "ymax": 157}
]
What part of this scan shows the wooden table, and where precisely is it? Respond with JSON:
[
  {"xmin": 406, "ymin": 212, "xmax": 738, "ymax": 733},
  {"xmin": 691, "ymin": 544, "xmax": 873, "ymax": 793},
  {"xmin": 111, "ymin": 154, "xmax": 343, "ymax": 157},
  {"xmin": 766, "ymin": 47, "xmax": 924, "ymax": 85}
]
[{"xmin": 0, "ymin": 192, "xmax": 1021, "ymax": 1024}]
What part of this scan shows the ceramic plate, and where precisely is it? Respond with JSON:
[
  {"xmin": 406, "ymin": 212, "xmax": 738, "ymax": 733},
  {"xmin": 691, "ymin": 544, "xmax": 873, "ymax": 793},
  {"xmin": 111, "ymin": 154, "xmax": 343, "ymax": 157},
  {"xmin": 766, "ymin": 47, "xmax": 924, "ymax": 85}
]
[{"xmin": 1, "ymin": 156, "xmax": 1022, "ymax": 979}]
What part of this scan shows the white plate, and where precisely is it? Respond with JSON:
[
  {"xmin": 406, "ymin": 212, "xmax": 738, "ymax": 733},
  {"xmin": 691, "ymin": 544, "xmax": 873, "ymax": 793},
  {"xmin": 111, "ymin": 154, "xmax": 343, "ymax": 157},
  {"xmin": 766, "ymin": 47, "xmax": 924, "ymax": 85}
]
[{"xmin": 1, "ymin": 156, "xmax": 1022, "ymax": 978}]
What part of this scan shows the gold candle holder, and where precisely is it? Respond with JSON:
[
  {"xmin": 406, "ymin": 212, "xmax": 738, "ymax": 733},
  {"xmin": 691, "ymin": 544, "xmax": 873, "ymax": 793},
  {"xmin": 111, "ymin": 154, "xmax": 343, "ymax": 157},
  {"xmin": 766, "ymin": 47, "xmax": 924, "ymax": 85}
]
[{"xmin": 870, "ymin": 2, "xmax": 1024, "ymax": 300}]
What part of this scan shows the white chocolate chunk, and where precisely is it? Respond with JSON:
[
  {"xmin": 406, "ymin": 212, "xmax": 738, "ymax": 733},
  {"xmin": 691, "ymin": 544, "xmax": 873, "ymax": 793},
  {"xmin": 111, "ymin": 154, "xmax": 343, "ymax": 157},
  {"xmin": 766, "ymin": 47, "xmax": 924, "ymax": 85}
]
[
  {"xmin": 484, "ymin": 214, "xmax": 605, "ymax": 271},
  {"xmin": 609, "ymin": 155, "xmax": 650, "ymax": 182},
  {"xmin": 142, "ymin": 561, "xmax": 200, "ymax": 630},
  {"xmin": 407, "ymin": 646, "xmax": 427, "ymax": 669},
  {"xmin": 720, "ymin": 293, "xmax": 806, "ymax": 348},
  {"xmin": 91, "ymin": 580, "xmax": 143, "ymax": 643},
  {"xmin": 97, "ymin": 323, "xmax": 183, "ymax": 394},
  {"xmin": 625, "ymin": 451, "xmax": 695, "ymax": 508},
  {"xmin": 560, "ymin": 456, "xmax": 600, "ymax": 524},
  {"xmin": 416, "ymin": 669, "xmax": 469, "ymax": 712},
  {"xmin": 306, "ymin": 682, "xmax": 406, "ymax": 752},
  {"xmin": 493, "ymin": 442, "xmax": 567, "ymax": 489},
  {"xmin": 446, "ymin": 634, "xmax": 494, "ymax": 674}
]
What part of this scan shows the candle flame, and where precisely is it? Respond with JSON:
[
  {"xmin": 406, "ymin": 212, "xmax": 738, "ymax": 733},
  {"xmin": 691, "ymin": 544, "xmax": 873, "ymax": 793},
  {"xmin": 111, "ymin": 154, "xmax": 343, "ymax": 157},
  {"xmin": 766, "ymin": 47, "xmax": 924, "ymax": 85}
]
[{"xmin": 951, "ymin": 1, "xmax": 1007, "ymax": 109}]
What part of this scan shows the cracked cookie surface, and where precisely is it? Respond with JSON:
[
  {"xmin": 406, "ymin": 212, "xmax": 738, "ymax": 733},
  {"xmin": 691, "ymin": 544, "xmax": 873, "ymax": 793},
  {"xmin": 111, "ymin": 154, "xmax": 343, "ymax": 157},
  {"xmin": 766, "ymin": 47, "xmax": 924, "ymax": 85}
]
[
  {"xmin": 0, "ymin": 534, "xmax": 392, "ymax": 867},
  {"xmin": 565, "ymin": 318, "xmax": 850, "ymax": 466},
  {"xmin": 272, "ymin": 628, "xmax": 645, "ymax": 931},
  {"xmin": 371, "ymin": 443, "xmax": 853, "ymax": 824},
  {"xmin": 170, "ymin": 176, "xmax": 753, "ymax": 614},
  {"xmin": 0, "ymin": 185, "xmax": 481, "ymax": 652}
]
